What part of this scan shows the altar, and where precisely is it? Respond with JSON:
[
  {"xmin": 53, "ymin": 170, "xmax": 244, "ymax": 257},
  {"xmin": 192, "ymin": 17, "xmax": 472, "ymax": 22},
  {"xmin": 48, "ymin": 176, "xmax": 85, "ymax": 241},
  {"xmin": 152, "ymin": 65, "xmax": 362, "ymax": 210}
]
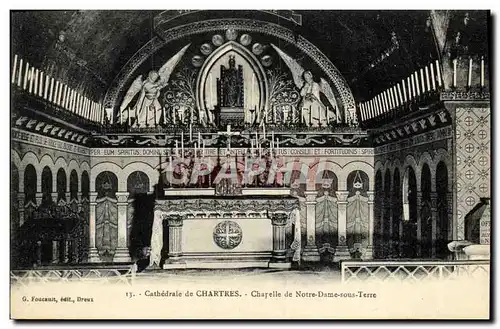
[{"xmin": 152, "ymin": 188, "xmax": 299, "ymax": 269}]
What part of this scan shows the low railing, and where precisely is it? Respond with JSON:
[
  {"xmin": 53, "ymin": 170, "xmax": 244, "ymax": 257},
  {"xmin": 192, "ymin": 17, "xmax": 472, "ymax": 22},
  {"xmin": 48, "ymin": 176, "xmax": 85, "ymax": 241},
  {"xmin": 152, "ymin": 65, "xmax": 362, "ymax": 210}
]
[
  {"xmin": 10, "ymin": 264, "xmax": 137, "ymax": 287},
  {"xmin": 341, "ymin": 260, "xmax": 490, "ymax": 283}
]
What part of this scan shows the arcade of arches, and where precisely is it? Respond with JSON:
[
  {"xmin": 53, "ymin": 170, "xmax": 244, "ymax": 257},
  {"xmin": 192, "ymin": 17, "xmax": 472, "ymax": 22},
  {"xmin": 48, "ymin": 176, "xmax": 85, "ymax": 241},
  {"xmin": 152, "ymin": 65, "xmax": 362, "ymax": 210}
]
[{"xmin": 10, "ymin": 10, "xmax": 490, "ymax": 269}]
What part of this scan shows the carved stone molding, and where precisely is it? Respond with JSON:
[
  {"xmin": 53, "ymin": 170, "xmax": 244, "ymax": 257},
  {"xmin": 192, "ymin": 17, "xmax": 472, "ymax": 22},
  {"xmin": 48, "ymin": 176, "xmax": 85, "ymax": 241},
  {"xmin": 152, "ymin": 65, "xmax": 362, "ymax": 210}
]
[
  {"xmin": 270, "ymin": 213, "xmax": 289, "ymax": 226},
  {"xmin": 164, "ymin": 214, "xmax": 185, "ymax": 227}
]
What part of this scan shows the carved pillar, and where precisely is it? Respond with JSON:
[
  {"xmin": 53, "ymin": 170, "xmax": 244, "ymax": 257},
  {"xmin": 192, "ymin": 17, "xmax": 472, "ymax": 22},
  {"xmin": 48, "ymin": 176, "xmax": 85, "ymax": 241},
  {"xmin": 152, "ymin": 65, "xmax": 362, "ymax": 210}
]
[
  {"xmin": 35, "ymin": 192, "xmax": 43, "ymax": 206},
  {"xmin": 64, "ymin": 239, "xmax": 70, "ymax": 263},
  {"xmin": 52, "ymin": 240, "xmax": 59, "ymax": 264},
  {"xmin": 113, "ymin": 192, "xmax": 131, "ymax": 262},
  {"xmin": 364, "ymin": 191, "xmax": 375, "ymax": 259},
  {"xmin": 35, "ymin": 241, "xmax": 42, "ymax": 267},
  {"xmin": 447, "ymin": 192, "xmax": 454, "ymax": 242},
  {"xmin": 165, "ymin": 215, "xmax": 185, "ymax": 265},
  {"xmin": 334, "ymin": 190, "xmax": 351, "ymax": 261},
  {"xmin": 430, "ymin": 191, "xmax": 438, "ymax": 258},
  {"xmin": 416, "ymin": 191, "xmax": 423, "ymax": 257},
  {"xmin": 302, "ymin": 191, "xmax": 320, "ymax": 261},
  {"xmin": 65, "ymin": 192, "xmax": 71, "ymax": 203},
  {"xmin": 87, "ymin": 192, "xmax": 101, "ymax": 262},
  {"xmin": 17, "ymin": 192, "xmax": 25, "ymax": 227},
  {"xmin": 269, "ymin": 213, "xmax": 290, "ymax": 268},
  {"xmin": 78, "ymin": 192, "xmax": 83, "ymax": 212},
  {"xmin": 51, "ymin": 192, "xmax": 58, "ymax": 204}
]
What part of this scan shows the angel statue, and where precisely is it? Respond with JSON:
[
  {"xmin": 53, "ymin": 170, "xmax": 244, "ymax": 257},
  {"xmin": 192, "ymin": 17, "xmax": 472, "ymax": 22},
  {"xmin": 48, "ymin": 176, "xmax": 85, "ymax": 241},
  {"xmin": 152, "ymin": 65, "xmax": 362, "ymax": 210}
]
[
  {"xmin": 271, "ymin": 44, "xmax": 340, "ymax": 127},
  {"xmin": 119, "ymin": 44, "xmax": 191, "ymax": 127}
]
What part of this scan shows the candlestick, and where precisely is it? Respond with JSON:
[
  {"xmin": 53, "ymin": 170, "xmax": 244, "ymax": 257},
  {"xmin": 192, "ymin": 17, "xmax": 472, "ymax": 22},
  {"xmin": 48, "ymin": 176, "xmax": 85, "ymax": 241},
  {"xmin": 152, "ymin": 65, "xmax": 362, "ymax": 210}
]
[
  {"xmin": 436, "ymin": 60, "xmax": 442, "ymax": 87},
  {"xmin": 396, "ymin": 84, "xmax": 402, "ymax": 106},
  {"xmin": 189, "ymin": 124, "xmax": 193, "ymax": 142},
  {"xmin": 169, "ymin": 156, "xmax": 173, "ymax": 174},
  {"xmin": 271, "ymin": 131, "xmax": 275, "ymax": 151},
  {"xmin": 263, "ymin": 124, "xmax": 266, "ymax": 140},
  {"xmin": 468, "ymin": 57, "xmax": 472, "ymax": 87},
  {"xmin": 309, "ymin": 105, "xmax": 312, "ymax": 124},
  {"xmin": 49, "ymin": 78, "xmax": 54, "ymax": 102},
  {"xmin": 195, "ymin": 142, "xmax": 198, "ymax": 158},
  {"xmin": 430, "ymin": 62, "xmax": 436, "ymax": 90},
  {"xmin": 453, "ymin": 58, "xmax": 457, "ymax": 87},
  {"xmin": 326, "ymin": 106, "xmax": 329, "ymax": 123},
  {"xmin": 39, "ymin": 71, "xmax": 44, "ymax": 98},
  {"xmin": 481, "ymin": 56, "xmax": 485, "ymax": 87},
  {"xmin": 389, "ymin": 88, "xmax": 395, "ymax": 109},
  {"xmin": 175, "ymin": 140, "xmax": 179, "ymax": 156},
  {"xmin": 17, "ymin": 59, "xmax": 23, "ymax": 87},
  {"xmin": 202, "ymin": 140, "xmax": 206, "ymax": 158},
  {"xmin": 34, "ymin": 69, "xmax": 39, "ymax": 95},
  {"xmin": 420, "ymin": 68, "xmax": 425, "ymax": 93},
  {"xmin": 415, "ymin": 72, "xmax": 421, "ymax": 96}
]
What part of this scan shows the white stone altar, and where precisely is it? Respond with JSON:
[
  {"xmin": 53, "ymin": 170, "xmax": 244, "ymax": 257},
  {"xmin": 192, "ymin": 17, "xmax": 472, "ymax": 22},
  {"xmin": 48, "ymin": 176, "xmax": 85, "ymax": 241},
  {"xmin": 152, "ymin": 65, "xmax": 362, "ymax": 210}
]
[{"xmin": 152, "ymin": 188, "xmax": 299, "ymax": 269}]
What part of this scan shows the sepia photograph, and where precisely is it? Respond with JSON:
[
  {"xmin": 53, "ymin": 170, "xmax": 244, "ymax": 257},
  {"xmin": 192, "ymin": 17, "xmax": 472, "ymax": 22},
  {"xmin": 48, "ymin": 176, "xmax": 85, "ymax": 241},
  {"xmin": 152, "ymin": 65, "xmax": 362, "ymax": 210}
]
[{"xmin": 8, "ymin": 8, "xmax": 492, "ymax": 320}]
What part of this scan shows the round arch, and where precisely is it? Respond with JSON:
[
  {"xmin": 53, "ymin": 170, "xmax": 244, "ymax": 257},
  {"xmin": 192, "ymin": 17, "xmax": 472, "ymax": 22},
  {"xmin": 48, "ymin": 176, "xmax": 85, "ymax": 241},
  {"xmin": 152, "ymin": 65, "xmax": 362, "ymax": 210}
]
[
  {"xmin": 21, "ymin": 152, "xmax": 40, "ymax": 193},
  {"xmin": 418, "ymin": 151, "xmax": 435, "ymax": 191},
  {"xmin": 402, "ymin": 155, "xmax": 420, "ymax": 190},
  {"xmin": 310, "ymin": 160, "xmax": 343, "ymax": 190},
  {"xmin": 11, "ymin": 150, "xmax": 22, "ymax": 191},
  {"xmin": 280, "ymin": 160, "xmax": 310, "ymax": 188}
]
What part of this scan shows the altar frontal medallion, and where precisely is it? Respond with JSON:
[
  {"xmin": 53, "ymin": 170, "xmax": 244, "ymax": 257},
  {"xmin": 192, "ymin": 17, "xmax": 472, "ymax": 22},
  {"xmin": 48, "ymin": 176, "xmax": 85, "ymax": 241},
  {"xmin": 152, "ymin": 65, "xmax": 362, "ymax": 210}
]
[
  {"xmin": 239, "ymin": 34, "xmax": 252, "ymax": 46},
  {"xmin": 200, "ymin": 43, "xmax": 213, "ymax": 55},
  {"xmin": 212, "ymin": 34, "xmax": 224, "ymax": 46},
  {"xmin": 213, "ymin": 220, "xmax": 243, "ymax": 249},
  {"xmin": 225, "ymin": 28, "xmax": 238, "ymax": 41}
]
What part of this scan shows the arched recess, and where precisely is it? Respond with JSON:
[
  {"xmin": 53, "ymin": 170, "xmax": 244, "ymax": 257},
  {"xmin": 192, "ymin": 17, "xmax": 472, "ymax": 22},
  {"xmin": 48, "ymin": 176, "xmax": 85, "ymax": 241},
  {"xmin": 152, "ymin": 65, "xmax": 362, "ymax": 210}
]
[
  {"xmin": 127, "ymin": 171, "xmax": 150, "ymax": 196},
  {"xmin": 341, "ymin": 161, "xmax": 374, "ymax": 191},
  {"xmin": 95, "ymin": 171, "xmax": 119, "ymax": 199},
  {"xmin": 436, "ymin": 161, "xmax": 450, "ymax": 259},
  {"xmin": 121, "ymin": 162, "xmax": 157, "ymax": 192},
  {"xmin": 21, "ymin": 152, "xmax": 40, "ymax": 192},
  {"xmin": 195, "ymin": 41, "xmax": 268, "ymax": 119},
  {"xmin": 315, "ymin": 170, "xmax": 338, "ymax": 252},
  {"xmin": 70, "ymin": 170, "xmax": 78, "ymax": 201},
  {"xmin": 420, "ymin": 164, "xmax": 433, "ymax": 258},
  {"xmin": 41, "ymin": 166, "xmax": 53, "ymax": 204},
  {"xmin": 346, "ymin": 170, "xmax": 369, "ymax": 197},
  {"xmin": 81, "ymin": 171, "xmax": 90, "ymax": 200},
  {"xmin": 95, "ymin": 171, "xmax": 119, "ymax": 259},
  {"xmin": 105, "ymin": 18, "xmax": 355, "ymax": 118},
  {"xmin": 56, "ymin": 168, "xmax": 67, "ymax": 202},
  {"xmin": 91, "ymin": 162, "xmax": 122, "ymax": 192}
]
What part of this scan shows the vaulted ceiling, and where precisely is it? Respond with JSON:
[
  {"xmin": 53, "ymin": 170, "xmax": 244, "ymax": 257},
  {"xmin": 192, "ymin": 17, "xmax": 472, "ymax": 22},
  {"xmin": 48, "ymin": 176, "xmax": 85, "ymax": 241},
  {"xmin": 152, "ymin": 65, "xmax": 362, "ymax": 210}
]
[{"xmin": 11, "ymin": 10, "xmax": 489, "ymax": 104}]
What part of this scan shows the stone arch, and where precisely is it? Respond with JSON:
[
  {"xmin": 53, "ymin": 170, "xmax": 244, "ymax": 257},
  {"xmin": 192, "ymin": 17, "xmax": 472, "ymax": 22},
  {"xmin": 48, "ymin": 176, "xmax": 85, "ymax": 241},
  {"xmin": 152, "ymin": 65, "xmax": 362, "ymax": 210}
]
[
  {"xmin": 310, "ymin": 160, "xmax": 343, "ymax": 190},
  {"xmin": 420, "ymin": 163, "xmax": 433, "ymax": 258},
  {"xmin": 23, "ymin": 164, "xmax": 37, "ymax": 203},
  {"xmin": 121, "ymin": 162, "xmax": 158, "ymax": 192},
  {"xmin": 402, "ymin": 155, "xmax": 420, "ymax": 190},
  {"xmin": 391, "ymin": 158, "xmax": 403, "ymax": 176},
  {"xmin": 374, "ymin": 160, "xmax": 384, "ymax": 175},
  {"xmin": 95, "ymin": 171, "xmax": 119, "ymax": 199},
  {"xmin": 433, "ymin": 148, "xmax": 453, "ymax": 192},
  {"xmin": 346, "ymin": 170, "xmax": 369, "ymax": 197},
  {"xmin": 196, "ymin": 41, "xmax": 268, "ymax": 119},
  {"xmin": 38, "ymin": 154, "xmax": 56, "ymax": 191},
  {"xmin": 41, "ymin": 166, "xmax": 53, "ymax": 203},
  {"xmin": 67, "ymin": 159, "xmax": 81, "ymax": 190},
  {"xmin": 90, "ymin": 162, "xmax": 123, "ymax": 192},
  {"xmin": 70, "ymin": 169, "xmax": 79, "ymax": 200},
  {"xmin": 80, "ymin": 160, "xmax": 91, "ymax": 175},
  {"xmin": 11, "ymin": 150, "xmax": 22, "ymax": 191},
  {"xmin": 81, "ymin": 171, "xmax": 90, "ymax": 199},
  {"xmin": 341, "ymin": 161, "xmax": 374, "ymax": 190},
  {"xmin": 105, "ymin": 18, "xmax": 355, "ymax": 118},
  {"xmin": 127, "ymin": 171, "xmax": 150, "ymax": 196}
]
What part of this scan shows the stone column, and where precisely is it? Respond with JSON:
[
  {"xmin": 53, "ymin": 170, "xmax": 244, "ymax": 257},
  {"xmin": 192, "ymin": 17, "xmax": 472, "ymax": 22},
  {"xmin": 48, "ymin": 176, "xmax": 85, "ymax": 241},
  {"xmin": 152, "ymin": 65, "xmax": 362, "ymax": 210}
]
[
  {"xmin": 430, "ymin": 191, "xmax": 438, "ymax": 258},
  {"xmin": 52, "ymin": 240, "xmax": 59, "ymax": 264},
  {"xmin": 113, "ymin": 192, "xmax": 131, "ymax": 262},
  {"xmin": 164, "ymin": 214, "xmax": 185, "ymax": 267},
  {"xmin": 269, "ymin": 213, "xmax": 290, "ymax": 268},
  {"xmin": 334, "ymin": 190, "xmax": 351, "ymax": 261},
  {"xmin": 65, "ymin": 192, "xmax": 71, "ymax": 202},
  {"xmin": 416, "ymin": 191, "xmax": 423, "ymax": 257},
  {"xmin": 302, "ymin": 191, "xmax": 320, "ymax": 261},
  {"xmin": 364, "ymin": 191, "xmax": 375, "ymax": 259},
  {"xmin": 78, "ymin": 192, "xmax": 83, "ymax": 212},
  {"xmin": 64, "ymin": 239, "xmax": 70, "ymax": 263},
  {"xmin": 17, "ymin": 192, "xmax": 25, "ymax": 227},
  {"xmin": 88, "ymin": 192, "xmax": 101, "ymax": 262},
  {"xmin": 35, "ymin": 241, "xmax": 42, "ymax": 267}
]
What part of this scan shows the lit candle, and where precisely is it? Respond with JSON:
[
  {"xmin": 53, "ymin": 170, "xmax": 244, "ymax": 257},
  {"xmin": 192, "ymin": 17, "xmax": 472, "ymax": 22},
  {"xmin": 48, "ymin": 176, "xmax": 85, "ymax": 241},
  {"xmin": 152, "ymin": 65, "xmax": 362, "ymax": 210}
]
[
  {"xmin": 383, "ymin": 91, "xmax": 389, "ymax": 112},
  {"xmin": 175, "ymin": 140, "xmax": 179, "ymax": 156},
  {"xmin": 44, "ymin": 75, "xmax": 49, "ymax": 100},
  {"xmin": 23, "ymin": 62, "xmax": 29, "ymax": 90},
  {"xmin": 481, "ymin": 56, "xmax": 485, "ymax": 87},
  {"xmin": 430, "ymin": 62, "xmax": 436, "ymax": 90},
  {"xmin": 360, "ymin": 103, "xmax": 365, "ymax": 121},
  {"xmin": 189, "ymin": 124, "xmax": 193, "ymax": 142},
  {"xmin": 425, "ymin": 65, "xmax": 431, "ymax": 91},
  {"xmin": 271, "ymin": 131, "xmax": 275, "ymax": 151},
  {"xmin": 420, "ymin": 68, "xmax": 426, "ymax": 93},
  {"xmin": 263, "ymin": 124, "xmax": 266, "ymax": 140},
  {"xmin": 39, "ymin": 71, "xmax": 44, "ymax": 98},
  {"xmin": 309, "ymin": 105, "xmax": 312, "ymax": 123},
  {"xmin": 169, "ymin": 156, "xmax": 173, "ymax": 174},
  {"xmin": 436, "ymin": 60, "xmax": 442, "ymax": 87},
  {"xmin": 453, "ymin": 58, "xmax": 457, "ymax": 87},
  {"xmin": 17, "ymin": 58, "xmax": 23, "ymax": 87},
  {"xmin": 401, "ymin": 80, "xmax": 407, "ymax": 103},
  {"xmin": 468, "ymin": 57, "xmax": 473, "ymax": 87},
  {"xmin": 326, "ymin": 106, "xmax": 329, "ymax": 123},
  {"xmin": 195, "ymin": 142, "xmax": 198, "ymax": 157},
  {"xmin": 54, "ymin": 81, "xmax": 59, "ymax": 104},
  {"xmin": 11, "ymin": 54, "xmax": 18, "ymax": 84}
]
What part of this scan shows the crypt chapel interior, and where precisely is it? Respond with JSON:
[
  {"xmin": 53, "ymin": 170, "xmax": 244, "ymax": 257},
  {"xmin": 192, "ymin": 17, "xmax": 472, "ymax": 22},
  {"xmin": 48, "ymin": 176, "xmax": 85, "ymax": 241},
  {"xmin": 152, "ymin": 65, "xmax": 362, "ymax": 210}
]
[{"xmin": 10, "ymin": 10, "xmax": 491, "ymax": 272}]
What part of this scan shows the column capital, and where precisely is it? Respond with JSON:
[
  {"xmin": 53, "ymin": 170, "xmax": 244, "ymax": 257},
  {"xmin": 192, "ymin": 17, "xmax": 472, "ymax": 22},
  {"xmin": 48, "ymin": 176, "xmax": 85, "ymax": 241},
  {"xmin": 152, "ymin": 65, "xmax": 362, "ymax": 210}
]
[
  {"xmin": 116, "ymin": 191, "xmax": 130, "ymax": 204},
  {"xmin": 164, "ymin": 214, "xmax": 184, "ymax": 227},
  {"xmin": 304, "ymin": 190, "xmax": 318, "ymax": 203},
  {"xmin": 270, "ymin": 213, "xmax": 288, "ymax": 226},
  {"xmin": 367, "ymin": 191, "xmax": 375, "ymax": 203},
  {"xmin": 336, "ymin": 190, "xmax": 350, "ymax": 203}
]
